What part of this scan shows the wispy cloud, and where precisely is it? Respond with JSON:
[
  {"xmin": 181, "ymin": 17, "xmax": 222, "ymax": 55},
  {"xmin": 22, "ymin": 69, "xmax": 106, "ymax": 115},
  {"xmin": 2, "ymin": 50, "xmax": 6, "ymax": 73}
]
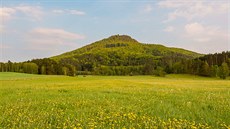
[
  {"xmin": 15, "ymin": 5, "xmax": 43, "ymax": 21},
  {"xmin": 31, "ymin": 28, "xmax": 85, "ymax": 40},
  {"xmin": 158, "ymin": 0, "xmax": 229, "ymax": 22},
  {"xmin": 21, "ymin": 28, "xmax": 86, "ymax": 54},
  {"xmin": 52, "ymin": 9, "xmax": 86, "ymax": 15},
  {"xmin": 27, "ymin": 28, "xmax": 85, "ymax": 51},
  {"xmin": 0, "ymin": 5, "xmax": 44, "ymax": 21}
]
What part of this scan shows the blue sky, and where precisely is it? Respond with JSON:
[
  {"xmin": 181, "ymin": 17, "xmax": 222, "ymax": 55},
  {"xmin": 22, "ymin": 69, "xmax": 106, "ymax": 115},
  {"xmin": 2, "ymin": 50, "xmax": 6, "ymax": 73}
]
[{"xmin": 1, "ymin": 0, "xmax": 229, "ymax": 62}]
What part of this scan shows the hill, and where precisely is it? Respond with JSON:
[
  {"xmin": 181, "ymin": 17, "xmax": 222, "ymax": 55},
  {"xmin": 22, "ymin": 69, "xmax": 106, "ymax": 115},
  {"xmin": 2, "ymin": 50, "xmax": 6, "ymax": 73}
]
[
  {"xmin": 52, "ymin": 35, "xmax": 201, "ymax": 61},
  {"xmin": 50, "ymin": 35, "xmax": 202, "ymax": 75},
  {"xmin": 1, "ymin": 35, "xmax": 229, "ymax": 78}
]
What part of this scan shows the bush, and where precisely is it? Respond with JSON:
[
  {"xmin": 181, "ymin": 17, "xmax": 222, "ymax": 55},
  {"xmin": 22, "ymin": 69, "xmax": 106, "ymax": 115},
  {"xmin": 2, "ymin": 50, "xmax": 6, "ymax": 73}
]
[{"xmin": 154, "ymin": 66, "xmax": 166, "ymax": 77}]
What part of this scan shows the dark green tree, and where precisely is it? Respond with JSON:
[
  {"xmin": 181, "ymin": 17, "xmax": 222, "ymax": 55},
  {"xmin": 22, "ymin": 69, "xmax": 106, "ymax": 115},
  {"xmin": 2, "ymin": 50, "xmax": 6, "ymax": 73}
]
[
  {"xmin": 218, "ymin": 62, "xmax": 229, "ymax": 79},
  {"xmin": 22, "ymin": 63, "xmax": 38, "ymax": 74},
  {"xmin": 210, "ymin": 65, "xmax": 218, "ymax": 77},
  {"xmin": 172, "ymin": 62, "xmax": 183, "ymax": 74},
  {"xmin": 199, "ymin": 61, "xmax": 210, "ymax": 76}
]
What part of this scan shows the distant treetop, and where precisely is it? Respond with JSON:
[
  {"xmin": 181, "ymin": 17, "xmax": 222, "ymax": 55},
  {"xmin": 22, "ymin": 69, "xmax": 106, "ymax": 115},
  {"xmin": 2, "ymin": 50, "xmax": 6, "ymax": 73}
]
[{"xmin": 105, "ymin": 34, "xmax": 139, "ymax": 43}]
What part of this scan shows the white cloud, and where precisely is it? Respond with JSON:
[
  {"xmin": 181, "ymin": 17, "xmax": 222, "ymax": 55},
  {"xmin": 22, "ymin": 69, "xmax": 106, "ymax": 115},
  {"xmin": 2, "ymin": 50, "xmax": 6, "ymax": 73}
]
[
  {"xmin": 52, "ymin": 9, "xmax": 86, "ymax": 15},
  {"xmin": 172, "ymin": 22, "xmax": 230, "ymax": 53},
  {"xmin": 185, "ymin": 23, "xmax": 205, "ymax": 35},
  {"xmin": 158, "ymin": 0, "xmax": 229, "ymax": 22},
  {"xmin": 0, "ymin": 5, "xmax": 43, "ymax": 33},
  {"xmin": 163, "ymin": 26, "xmax": 174, "ymax": 32},
  {"xmin": 158, "ymin": 0, "xmax": 229, "ymax": 53},
  {"xmin": 184, "ymin": 22, "xmax": 228, "ymax": 43}
]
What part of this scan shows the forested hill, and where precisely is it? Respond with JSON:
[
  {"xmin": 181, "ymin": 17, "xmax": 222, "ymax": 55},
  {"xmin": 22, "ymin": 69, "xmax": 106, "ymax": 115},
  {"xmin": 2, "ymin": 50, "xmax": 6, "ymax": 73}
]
[
  {"xmin": 52, "ymin": 35, "xmax": 201, "ymax": 61},
  {"xmin": 1, "ymin": 35, "xmax": 229, "ymax": 79},
  {"xmin": 47, "ymin": 34, "xmax": 203, "ymax": 75}
]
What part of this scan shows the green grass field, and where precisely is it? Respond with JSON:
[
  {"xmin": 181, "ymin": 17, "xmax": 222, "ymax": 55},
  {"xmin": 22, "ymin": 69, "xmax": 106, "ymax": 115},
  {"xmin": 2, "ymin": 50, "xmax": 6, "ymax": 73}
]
[{"xmin": 0, "ymin": 72, "xmax": 229, "ymax": 129}]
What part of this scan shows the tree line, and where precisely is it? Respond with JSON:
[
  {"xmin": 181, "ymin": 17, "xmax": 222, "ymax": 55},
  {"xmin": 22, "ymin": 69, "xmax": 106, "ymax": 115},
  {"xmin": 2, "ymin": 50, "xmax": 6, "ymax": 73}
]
[{"xmin": 0, "ymin": 51, "xmax": 229, "ymax": 79}]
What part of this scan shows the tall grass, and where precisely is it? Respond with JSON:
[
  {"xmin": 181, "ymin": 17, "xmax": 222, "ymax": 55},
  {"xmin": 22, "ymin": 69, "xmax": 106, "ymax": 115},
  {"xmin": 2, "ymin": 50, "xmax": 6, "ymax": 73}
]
[{"xmin": 0, "ymin": 73, "xmax": 229, "ymax": 128}]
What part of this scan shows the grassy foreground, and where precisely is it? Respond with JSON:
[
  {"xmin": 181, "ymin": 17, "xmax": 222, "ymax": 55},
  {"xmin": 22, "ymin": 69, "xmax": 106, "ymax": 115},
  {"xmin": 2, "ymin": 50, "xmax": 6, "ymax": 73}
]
[{"xmin": 0, "ymin": 72, "xmax": 229, "ymax": 129}]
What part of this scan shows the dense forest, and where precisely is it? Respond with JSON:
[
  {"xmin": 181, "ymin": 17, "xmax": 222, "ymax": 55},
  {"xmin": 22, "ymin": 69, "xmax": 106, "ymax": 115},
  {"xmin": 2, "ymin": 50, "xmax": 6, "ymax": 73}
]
[{"xmin": 1, "ymin": 35, "xmax": 229, "ymax": 79}]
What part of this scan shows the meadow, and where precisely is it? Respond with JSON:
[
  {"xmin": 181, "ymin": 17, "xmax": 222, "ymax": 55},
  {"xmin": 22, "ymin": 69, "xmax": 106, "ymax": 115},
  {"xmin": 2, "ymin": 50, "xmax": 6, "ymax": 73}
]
[{"xmin": 0, "ymin": 72, "xmax": 229, "ymax": 129}]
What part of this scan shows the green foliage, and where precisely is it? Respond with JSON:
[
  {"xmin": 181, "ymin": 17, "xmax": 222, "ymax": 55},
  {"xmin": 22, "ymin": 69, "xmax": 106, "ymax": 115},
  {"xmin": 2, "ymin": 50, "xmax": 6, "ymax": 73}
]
[
  {"xmin": 41, "ymin": 66, "xmax": 46, "ymax": 75},
  {"xmin": 210, "ymin": 65, "xmax": 219, "ymax": 77},
  {"xmin": 154, "ymin": 66, "xmax": 166, "ymax": 77},
  {"xmin": 199, "ymin": 61, "xmax": 210, "ymax": 76},
  {"xmin": 22, "ymin": 63, "xmax": 38, "ymax": 74},
  {"xmin": 172, "ymin": 62, "xmax": 183, "ymax": 73},
  {"xmin": 218, "ymin": 62, "xmax": 229, "ymax": 79},
  {"xmin": 62, "ymin": 67, "xmax": 69, "ymax": 75},
  {"xmin": 67, "ymin": 65, "xmax": 76, "ymax": 76}
]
